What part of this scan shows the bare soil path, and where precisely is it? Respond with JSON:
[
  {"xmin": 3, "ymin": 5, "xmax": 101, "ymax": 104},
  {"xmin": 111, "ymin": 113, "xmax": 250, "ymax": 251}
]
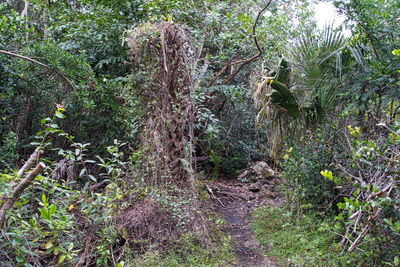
[{"xmin": 208, "ymin": 178, "xmax": 284, "ymax": 267}]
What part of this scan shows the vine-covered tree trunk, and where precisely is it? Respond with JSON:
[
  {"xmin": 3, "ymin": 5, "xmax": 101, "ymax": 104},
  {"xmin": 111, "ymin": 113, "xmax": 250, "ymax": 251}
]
[{"xmin": 128, "ymin": 22, "xmax": 195, "ymax": 185}]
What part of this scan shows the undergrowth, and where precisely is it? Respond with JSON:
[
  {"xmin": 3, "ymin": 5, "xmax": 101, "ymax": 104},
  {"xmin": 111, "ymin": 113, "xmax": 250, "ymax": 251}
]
[
  {"xmin": 128, "ymin": 233, "xmax": 235, "ymax": 267},
  {"xmin": 253, "ymin": 206, "xmax": 356, "ymax": 266}
]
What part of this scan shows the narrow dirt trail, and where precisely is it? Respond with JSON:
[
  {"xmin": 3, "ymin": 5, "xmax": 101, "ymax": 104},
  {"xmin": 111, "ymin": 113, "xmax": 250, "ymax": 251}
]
[{"xmin": 208, "ymin": 178, "xmax": 284, "ymax": 267}]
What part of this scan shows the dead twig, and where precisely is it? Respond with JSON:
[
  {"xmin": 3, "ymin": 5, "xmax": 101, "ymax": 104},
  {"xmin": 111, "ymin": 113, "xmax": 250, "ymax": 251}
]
[
  {"xmin": 115, "ymin": 242, "xmax": 127, "ymax": 263},
  {"xmin": 338, "ymin": 225, "xmax": 352, "ymax": 247},
  {"xmin": 75, "ymin": 235, "xmax": 94, "ymax": 267},
  {"xmin": 110, "ymin": 245, "xmax": 116, "ymax": 267},
  {"xmin": 348, "ymin": 210, "xmax": 382, "ymax": 253}
]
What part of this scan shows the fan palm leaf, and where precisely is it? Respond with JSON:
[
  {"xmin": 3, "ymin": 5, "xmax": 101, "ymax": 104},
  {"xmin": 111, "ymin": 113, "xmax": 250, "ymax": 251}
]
[{"xmin": 254, "ymin": 24, "xmax": 346, "ymax": 161}]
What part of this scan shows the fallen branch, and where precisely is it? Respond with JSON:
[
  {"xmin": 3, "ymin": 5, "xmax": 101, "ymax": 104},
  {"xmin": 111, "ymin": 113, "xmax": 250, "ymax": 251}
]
[
  {"xmin": 349, "ymin": 209, "xmax": 362, "ymax": 220},
  {"xmin": 206, "ymin": 184, "xmax": 225, "ymax": 207},
  {"xmin": 0, "ymin": 162, "xmax": 45, "ymax": 228},
  {"xmin": 216, "ymin": 190, "xmax": 248, "ymax": 201},
  {"xmin": 207, "ymin": 184, "xmax": 248, "ymax": 201},
  {"xmin": 0, "ymin": 49, "xmax": 76, "ymax": 92}
]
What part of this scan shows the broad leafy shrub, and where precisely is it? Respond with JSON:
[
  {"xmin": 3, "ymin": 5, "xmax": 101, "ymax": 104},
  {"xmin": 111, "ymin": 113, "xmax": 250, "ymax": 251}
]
[{"xmin": 282, "ymin": 125, "xmax": 342, "ymax": 216}]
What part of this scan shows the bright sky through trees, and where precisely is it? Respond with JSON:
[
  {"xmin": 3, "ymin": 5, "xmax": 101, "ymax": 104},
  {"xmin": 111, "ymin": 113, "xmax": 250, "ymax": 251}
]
[{"xmin": 314, "ymin": 1, "xmax": 349, "ymax": 35}]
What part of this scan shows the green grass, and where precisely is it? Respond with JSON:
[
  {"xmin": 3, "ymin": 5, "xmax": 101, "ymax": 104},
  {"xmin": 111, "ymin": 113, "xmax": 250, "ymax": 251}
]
[
  {"xmin": 126, "ymin": 233, "xmax": 236, "ymax": 267},
  {"xmin": 253, "ymin": 206, "xmax": 351, "ymax": 267}
]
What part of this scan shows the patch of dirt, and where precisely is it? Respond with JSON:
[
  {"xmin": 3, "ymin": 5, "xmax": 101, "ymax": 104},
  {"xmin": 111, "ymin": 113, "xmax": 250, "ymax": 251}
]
[{"xmin": 208, "ymin": 179, "xmax": 284, "ymax": 266}]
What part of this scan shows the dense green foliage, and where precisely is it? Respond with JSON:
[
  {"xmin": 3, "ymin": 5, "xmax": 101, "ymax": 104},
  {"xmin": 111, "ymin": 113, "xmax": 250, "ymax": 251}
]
[
  {"xmin": 253, "ymin": 206, "xmax": 354, "ymax": 266},
  {"xmin": 0, "ymin": 0, "xmax": 399, "ymax": 265}
]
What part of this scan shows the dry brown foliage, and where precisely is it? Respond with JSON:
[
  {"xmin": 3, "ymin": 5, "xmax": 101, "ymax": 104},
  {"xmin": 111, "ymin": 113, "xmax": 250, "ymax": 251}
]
[
  {"xmin": 128, "ymin": 22, "xmax": 195, "ymax": 186},
  {"xmin": 116, "ymin": 198, "xmax": 180, "ymax": 253}
]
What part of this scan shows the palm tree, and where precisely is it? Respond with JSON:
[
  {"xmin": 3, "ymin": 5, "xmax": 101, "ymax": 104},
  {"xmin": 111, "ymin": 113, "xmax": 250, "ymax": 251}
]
[{"xmin": 254, "ymin": 25, "xmax": 346, "ymax": 161}]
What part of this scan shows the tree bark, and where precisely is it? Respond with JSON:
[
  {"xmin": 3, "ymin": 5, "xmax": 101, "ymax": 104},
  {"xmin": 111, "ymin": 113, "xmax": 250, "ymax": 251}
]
[{"xmin": 0, "ymin": 162, "xmax": 45, "ymax": 228}]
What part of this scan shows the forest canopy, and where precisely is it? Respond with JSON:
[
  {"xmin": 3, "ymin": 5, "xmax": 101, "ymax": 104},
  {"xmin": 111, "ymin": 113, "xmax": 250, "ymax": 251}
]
[{"xmin": 0, "ymin": 0, "xmax": 399, "ymax": 266}]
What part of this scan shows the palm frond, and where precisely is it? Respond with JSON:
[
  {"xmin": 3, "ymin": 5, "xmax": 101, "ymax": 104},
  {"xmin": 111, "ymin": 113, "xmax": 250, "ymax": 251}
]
[{"xmin": 254, "ymin": 24, "xmax": 347, "ymax": 161}]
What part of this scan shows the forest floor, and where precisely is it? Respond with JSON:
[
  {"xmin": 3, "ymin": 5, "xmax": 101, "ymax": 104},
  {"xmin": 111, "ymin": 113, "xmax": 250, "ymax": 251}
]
[{"xmin": 208, "ymin": 174, "xmax": 285, "ymax": 267}]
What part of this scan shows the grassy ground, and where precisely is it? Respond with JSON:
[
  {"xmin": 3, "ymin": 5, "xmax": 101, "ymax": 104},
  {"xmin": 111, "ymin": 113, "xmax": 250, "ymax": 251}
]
[
  {"xmin": 253, "ymin": 206, "xmax": 352, "ymax": 267},
  {"xmin": 126, "ymin": 233, "xmax": 235, "ymax": 267}
]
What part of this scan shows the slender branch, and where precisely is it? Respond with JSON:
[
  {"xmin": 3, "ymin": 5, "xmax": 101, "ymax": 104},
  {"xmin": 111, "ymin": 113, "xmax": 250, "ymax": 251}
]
[
  {"xmin": 252, "ymin": 0, "xmax": 271, "ymax": 55},
  {"xmin": 0, "ymin": 49, "xmax": 48, "ymax": 67},
  {"xmin": 0, "ymin": 162, "xmax": 45, "ymax": 228},
  {"xmin": 0, "ymin": 49, "xmax": 76, "ymax": 91},
  {"xmin": 207, "ymin": 54, "xmax": 238, "ymax": 87},
  {"xmin": 207, "ymin": 0, "xmax": 272, "ymax": 87},
  {"xmin": 348, "ymin": 209, "xmax": 382, "ymax": 253},
  {"xmin": 194, "ymin": 55, "xmax": 210, "ymax": 90}
]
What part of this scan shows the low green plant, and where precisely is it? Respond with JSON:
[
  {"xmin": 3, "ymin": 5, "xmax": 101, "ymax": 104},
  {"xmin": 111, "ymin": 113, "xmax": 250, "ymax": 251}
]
[
  {"xmin": 253, "ymin": 206, "xmax": 354, "ymax": 266},
  {"xmin": 0, "ymin": 108, "xmax": 134, "ymax": 266},
  {"xmin": 282, "ymin": 125, "xmax": 339, "ymax": 219},
  {"xmin": 128, "ymin": 232, "xmax": 235, "ymax": 267}
]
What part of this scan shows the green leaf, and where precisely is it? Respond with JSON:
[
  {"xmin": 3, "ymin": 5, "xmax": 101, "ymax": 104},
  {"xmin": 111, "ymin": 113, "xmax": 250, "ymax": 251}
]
[
  {"xmin": 55, "ymin": 112, "xmax": 65, "ymax": 119},
  {"xmin": 42, "ymin": 194, "xmax": 47, "ymax": 204},
  {"xmin": 384, "ymin": 218, "xmax": 393, "ymax": 226},
  {"xmin": 68, "ymin": 243, "xmax": 73, "ymax": 251},
  {"xmin": 41, "ymin": 118, "xmax": 51, "ymax": 126},
  {"xmin": 88, "ymin": 175, "xmax": 97, "ymax": 182},
  {"xmin": 49, "ymin": 204, "xmax": 57, "ymax": 216},
  {"xmin": 394, "ymin": 256, "xmax": 399, "ymax": 266},
  {"xmin": 40, "ymin": 208, "xmax": 50, "ymax": 220},
  {"xmin": 58, "ymin": 254, "xmax": 66, "ymax": 265},
  {"xmin": 79, "ymin": 168, "xmax": 86, "ymax": 177},
  {"xmin": 30, "ymin": 142, "xmax": 41, "ymax": 146},
  {"xmin": 16, "ymin": 256, "xmax": 25, "ymax": 263},
  {"xmin": 45, "ymin": 240, "xmax": 54, "ymax": 249}
]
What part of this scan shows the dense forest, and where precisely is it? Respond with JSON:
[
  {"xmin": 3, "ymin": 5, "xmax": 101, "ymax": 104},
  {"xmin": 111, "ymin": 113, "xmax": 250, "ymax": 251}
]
[{"xmin": 0, "ymin": 0, "xmax": 399, "ymax": 266}]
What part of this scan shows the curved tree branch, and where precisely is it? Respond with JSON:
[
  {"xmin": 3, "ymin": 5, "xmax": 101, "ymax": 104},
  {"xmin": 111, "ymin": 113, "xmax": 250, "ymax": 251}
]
[
  {"xmin": 207, "ymin": 0, "xmax": 272, "ymax": 87},
  {"xmin": 0, "ymin": 49, "xmax": 77, "ymax": 92}
]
